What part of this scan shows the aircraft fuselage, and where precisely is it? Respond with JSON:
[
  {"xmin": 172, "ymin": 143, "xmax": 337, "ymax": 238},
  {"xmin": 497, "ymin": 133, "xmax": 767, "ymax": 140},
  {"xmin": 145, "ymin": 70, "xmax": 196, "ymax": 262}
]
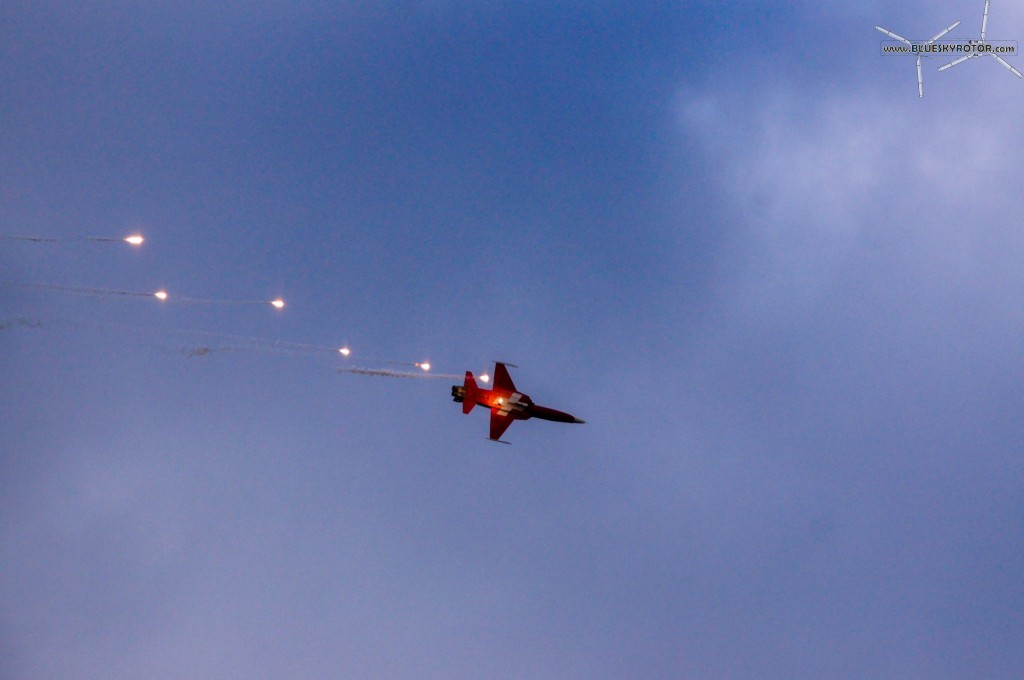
[{"xmin": 452, "ymin": 362, "xmax": 585, "ymax": 441}]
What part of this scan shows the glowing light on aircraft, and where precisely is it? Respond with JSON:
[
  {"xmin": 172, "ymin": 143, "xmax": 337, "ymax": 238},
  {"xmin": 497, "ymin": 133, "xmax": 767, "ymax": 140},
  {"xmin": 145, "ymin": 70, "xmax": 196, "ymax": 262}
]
[
  {"xmin": 270, "ymin": 299, "xmax": 285, "ymax": 309},
  {"xmin": 124, "ymin": 235, "xmax": 145, "ymax": 246},
  {"xmin": 154, "ymin": 290, "xmax": 168, "ymax": 301}
]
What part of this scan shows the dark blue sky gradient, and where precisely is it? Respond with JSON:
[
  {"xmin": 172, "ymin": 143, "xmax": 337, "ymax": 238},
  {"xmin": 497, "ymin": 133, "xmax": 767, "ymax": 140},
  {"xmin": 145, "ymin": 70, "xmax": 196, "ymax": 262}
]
[{"xmin": 3, "ymin": 2, "xmax": 1023, "ymax": 678}]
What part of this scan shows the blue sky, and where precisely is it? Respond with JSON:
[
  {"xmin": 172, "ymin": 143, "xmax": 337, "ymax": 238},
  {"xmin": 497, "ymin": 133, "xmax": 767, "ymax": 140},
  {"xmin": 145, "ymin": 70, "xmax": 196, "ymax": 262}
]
[{"xmin": 2, "ymin": 2, "xmax": 1023, "ymax": 678}]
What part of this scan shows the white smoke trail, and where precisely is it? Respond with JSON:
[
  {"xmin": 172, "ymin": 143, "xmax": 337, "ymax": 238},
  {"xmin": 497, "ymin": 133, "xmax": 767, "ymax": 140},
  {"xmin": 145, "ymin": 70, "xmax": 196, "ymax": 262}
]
[
  {"xmin": 337, "ymin": 367, "xmax": 461, "ymax": 380},
  {"xmin": 0, "ymin": 317, "xmax": 44, "ymax": 330},
  {"xmin": 5, "ymin": 283, "xmax": 283, "ymax": 308},
  {"xmin": 12, "ymin": 283, "xmax": 156, "ymax": 298},
  {"xmin": 0, "ymin": 234, "xmax": 143, "ymax": 245}
]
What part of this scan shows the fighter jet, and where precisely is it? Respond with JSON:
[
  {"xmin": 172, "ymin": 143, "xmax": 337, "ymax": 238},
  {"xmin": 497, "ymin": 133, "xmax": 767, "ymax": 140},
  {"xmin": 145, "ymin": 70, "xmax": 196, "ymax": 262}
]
[{"xmin": 451, "ymin": 362, "xmax": 585, "ymax": 443}]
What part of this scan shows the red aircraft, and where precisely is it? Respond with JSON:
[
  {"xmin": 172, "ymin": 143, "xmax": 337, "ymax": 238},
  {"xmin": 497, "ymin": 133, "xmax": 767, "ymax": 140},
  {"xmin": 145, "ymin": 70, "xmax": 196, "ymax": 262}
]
[{"xmin": 451, "ymin": 362, "xmax": 585, "ymax": 442}]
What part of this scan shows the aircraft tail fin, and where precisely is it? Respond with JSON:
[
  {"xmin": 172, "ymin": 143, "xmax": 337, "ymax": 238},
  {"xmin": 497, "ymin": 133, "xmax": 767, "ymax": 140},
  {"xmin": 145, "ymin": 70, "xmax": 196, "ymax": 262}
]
[
  {"xmin": 462, "ymin": 371, "xmax": 478, "ymax": 414},
  {"xmin": 493, "ymin": 362, "xmax": 518, "ymax": 393}
]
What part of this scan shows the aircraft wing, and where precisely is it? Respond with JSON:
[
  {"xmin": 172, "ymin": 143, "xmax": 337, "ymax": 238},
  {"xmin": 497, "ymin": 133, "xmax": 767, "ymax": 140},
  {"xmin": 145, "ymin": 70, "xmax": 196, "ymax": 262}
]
[
  {"xmin": 493, "ymin": 362, "xmax": 518, "ymax": 392},
  {"xmin": 489, "ymin": 407, "xmax": 515, "ymax": 441}
]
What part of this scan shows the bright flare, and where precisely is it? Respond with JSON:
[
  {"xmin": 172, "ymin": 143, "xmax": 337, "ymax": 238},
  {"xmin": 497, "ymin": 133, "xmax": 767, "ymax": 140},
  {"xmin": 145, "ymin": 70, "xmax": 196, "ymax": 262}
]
[
  {"xmin": 339, "ymin": 347, "xmax": 351, "ymax": 356},
  {"xmin": 124, "ymin": 235, "xmax": 145, "ymax": 246},
  {"xmin": 418, "ymin": 362, "xmax": 431, "ymax": 372},
  {"xmin": 154, "ymin": 290, "xmax": 168, "ymax": 301},
  {"xmin": 479, "ymin": 373, "xmax": 490, "ymax": 383},
  {"xmin": 270, "ymin": 299, "xmax": 285, "ymax": 309}
]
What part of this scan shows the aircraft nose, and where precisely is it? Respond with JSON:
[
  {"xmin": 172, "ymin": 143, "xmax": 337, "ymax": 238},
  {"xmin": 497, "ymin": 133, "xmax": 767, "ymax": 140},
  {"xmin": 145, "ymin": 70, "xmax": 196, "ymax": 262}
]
[{"xmin": 572, "ymin": 417, "xmax": 586, "ymax": 424}]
